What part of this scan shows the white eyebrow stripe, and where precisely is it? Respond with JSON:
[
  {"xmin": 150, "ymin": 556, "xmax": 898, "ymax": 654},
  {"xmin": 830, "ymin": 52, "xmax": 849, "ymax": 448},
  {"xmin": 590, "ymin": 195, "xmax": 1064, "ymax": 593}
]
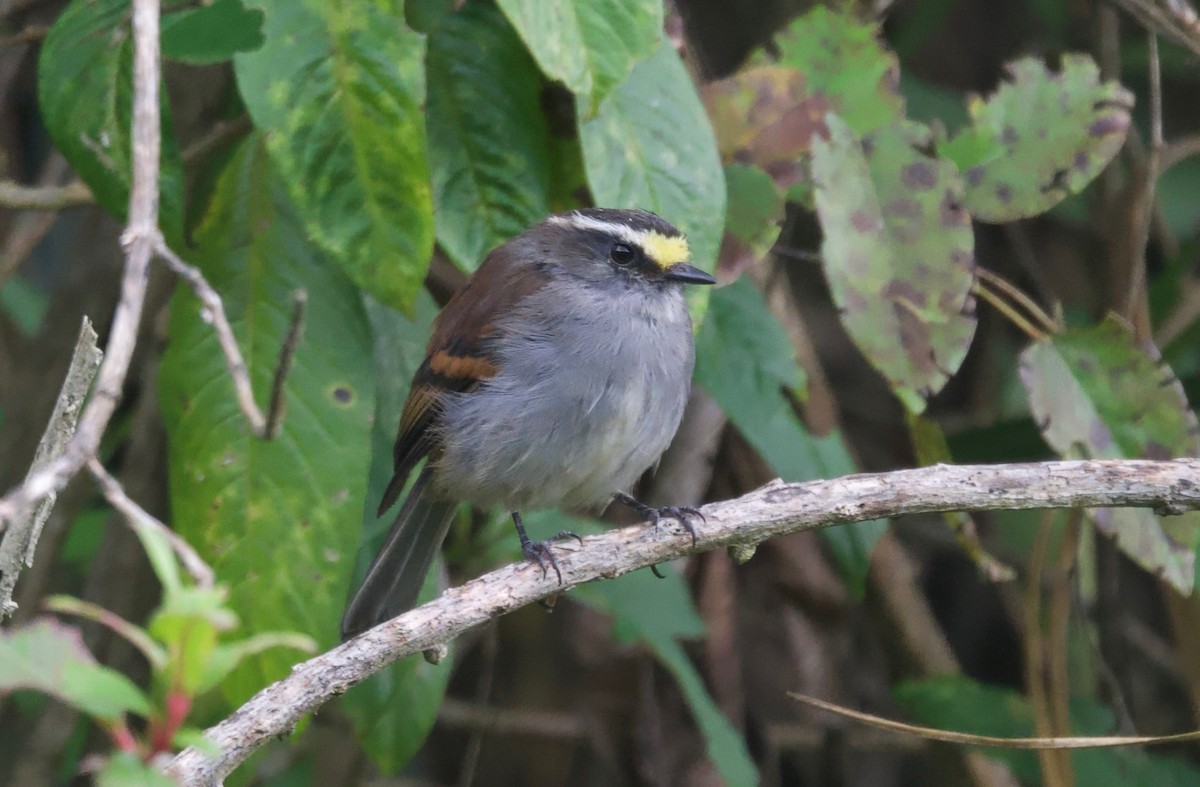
[{"xmin": 547, "ymin": 213, "xmax": 667, "ymax": 247}]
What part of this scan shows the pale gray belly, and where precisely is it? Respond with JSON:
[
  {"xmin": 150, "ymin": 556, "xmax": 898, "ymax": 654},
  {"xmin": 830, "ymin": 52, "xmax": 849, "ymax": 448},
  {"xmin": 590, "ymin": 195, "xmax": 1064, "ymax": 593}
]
[{"xmin": 431, "ymin": 290, "xmax": 693, "ymax": 510}]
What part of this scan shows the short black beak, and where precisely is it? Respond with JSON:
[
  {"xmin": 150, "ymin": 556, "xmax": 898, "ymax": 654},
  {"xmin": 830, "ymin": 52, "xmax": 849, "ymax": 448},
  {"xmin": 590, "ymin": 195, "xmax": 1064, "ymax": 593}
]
[{"xmin": 664, "ymin": 263, "xmax": 716, "ymax": 285}]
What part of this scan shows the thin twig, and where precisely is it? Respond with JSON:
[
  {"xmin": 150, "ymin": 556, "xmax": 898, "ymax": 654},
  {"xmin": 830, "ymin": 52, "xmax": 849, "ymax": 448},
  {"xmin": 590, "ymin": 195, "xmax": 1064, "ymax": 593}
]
[
  {"xmin": 180, "ymin": 115, "xmax": 254, "ymax": 166},
  {"xmin": 790, "ymin": 692, "xmax": 1200, "ymax": 749},
  {"xmin": 155, "ymin": 241, "xmax": 303, "ymax": 439},
  {"xmin": 1123, "ymin": 30, "xmax": 1163, "ymax": 320},
  {"xmin": 0, "ymin": 24, "xmax": 49, "ymax": 47},
  {"xmin": 1109, "ymin": 0, "xmax": 1200, "ymax": 58},
  {"xmin": 1024, "ymin": 512, "xmax": 1073, "ymax": 787},
  {"xmin": 439, "ymin": 698, "xmax": 585, "ymax": 741},
  {"xmin": 0, "ymin": 154, "xmax": 78, "ymax": 288},
  {"xmin": 0, "ymin": 180, "xmax": 93, "ymax": 210},
  {"xmin": 166, "ymin": 458, "xmax": 1200, "ymax": 785},
  {"xmin": 153, "ymin": 240, "xmax": 268, "ymax": 436},
  {"xmin": 971, "ymin": 280, "xmax": 1051, "ymax": 342},
  {"xmin": 975, "ymin": 267, "xmax": 1060, "ymax": 335},
  {"xmin": 86, "ymin": 458, "xmax": 215, "ymax": 589},
  {"xmin": 0, "ymin": 0, "xmax": 163, "ymax": 534},
  {"xmin": 264, "ymin": 290, "xmax": 307, "ymax": 439},
  {"xmin": 456, "ymin": 626, "xmax": 498, "ymax": 787},
  {"xmin": 0, "ymin": 318, "xmax": 102, "ymax": 615},
  {"xmin": 1048, "ymin": 511, "xmax": 1083, "ymax": 739}
]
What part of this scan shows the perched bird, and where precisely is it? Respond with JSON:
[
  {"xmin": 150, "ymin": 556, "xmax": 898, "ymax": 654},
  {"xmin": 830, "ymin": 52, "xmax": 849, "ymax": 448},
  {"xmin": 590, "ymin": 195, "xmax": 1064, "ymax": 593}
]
[{"xmin": 341, "ymin": 208, "xmax": 716, "ymax": 639}]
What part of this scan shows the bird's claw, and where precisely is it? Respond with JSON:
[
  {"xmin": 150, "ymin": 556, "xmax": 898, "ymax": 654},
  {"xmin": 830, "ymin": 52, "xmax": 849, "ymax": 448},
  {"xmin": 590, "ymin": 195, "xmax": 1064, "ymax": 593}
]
[
  {"xmin": 653, "ymin": 505, "xmax": 705, "ymax": 546},
  {"xmin": 613, "ymin": 493, "xmax": 705, "ymax": 547},
  {"xmin": 520, "ymin": 530, "xmax": 581, "ymax": 585}
]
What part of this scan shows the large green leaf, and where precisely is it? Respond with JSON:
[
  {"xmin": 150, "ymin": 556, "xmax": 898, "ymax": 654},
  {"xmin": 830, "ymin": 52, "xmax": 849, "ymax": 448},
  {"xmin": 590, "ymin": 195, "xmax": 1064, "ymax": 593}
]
[
  {"xmin": 769, "ymin": 5, "xmax": 904, "ymax": 135},
  {"xmin": 812, "ymin": 115, "xmax": 977, "ymax": 414},
  {"xmin": 37, "ymin": 0, "xmax": 185, "ymax": 242},
  {"xmin": 496, "ymin": 0, "xmax": 661, "ymax": 106},
  {"xmin": 339, "ymin": 294, "xmax": 453, "ymax": 773},
  {"xmin": 1019, "ymin": 316, "xmax": 1200, "ymax": 591},
  {"xmin": 234, "ymin": 0, "xmax": 433, "ymax": 311},
  {"xmin": 0, "ymin": 620, "xmax": 150, "ymax": 722},
  {"xmin": 99, "ymin": 753, "xmax": 177, "ymax": 787},
  {"xmin": 426, "ymin": 2, "xmax": 552, "ymax": 270},
  {"xmin": 694, "ymin": 277, "xmax": 885, "ymax": 595},
  {"xmin": 896, "ymin": 675, "xmax": 1200, "ymax": 786},
  {"xmin": 944, "ymin": 55, "xmax": 1133, "ymax": 222},
  {"xmin": 161, "ymin": 0, "xmax": 265, "ymax": 65},
  {"xmin": 579, "ymin": 40, "xmax": 726, "ymax": 284},
  {"xmin": 159, "ymin": 138, "xmax": 374, "ymax": 703},
  {"xmin": 566, "ymin": 516, "xmax": 757, "ymax": 787}
]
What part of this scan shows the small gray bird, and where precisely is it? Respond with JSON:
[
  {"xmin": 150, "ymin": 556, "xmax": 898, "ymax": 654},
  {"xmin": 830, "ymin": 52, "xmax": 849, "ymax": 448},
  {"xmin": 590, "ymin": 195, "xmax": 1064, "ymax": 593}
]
[{"xmin": 341, "ymin": 208, "xmax": 716, "ymax": 639}]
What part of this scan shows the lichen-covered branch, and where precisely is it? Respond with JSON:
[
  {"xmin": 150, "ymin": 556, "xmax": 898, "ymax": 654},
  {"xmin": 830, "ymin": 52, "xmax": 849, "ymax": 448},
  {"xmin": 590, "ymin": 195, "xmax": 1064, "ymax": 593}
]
[{"xmin": 0, "ymin": 318, "xmax": 102, "ymax": 616}]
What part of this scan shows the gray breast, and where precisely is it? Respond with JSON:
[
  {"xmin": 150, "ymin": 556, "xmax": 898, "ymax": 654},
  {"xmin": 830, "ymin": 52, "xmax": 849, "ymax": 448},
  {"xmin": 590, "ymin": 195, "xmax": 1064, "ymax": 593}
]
[{"xmin": 432, "ymin": 281, "xmax": 694, "ymax": 511}]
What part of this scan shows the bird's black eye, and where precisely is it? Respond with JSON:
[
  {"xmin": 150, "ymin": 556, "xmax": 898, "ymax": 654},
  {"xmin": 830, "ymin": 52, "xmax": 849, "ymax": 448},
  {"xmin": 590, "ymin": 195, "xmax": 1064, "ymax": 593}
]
[{"xmin": 610, "ymin": 242, "xmax": 636, "ymax": 266}]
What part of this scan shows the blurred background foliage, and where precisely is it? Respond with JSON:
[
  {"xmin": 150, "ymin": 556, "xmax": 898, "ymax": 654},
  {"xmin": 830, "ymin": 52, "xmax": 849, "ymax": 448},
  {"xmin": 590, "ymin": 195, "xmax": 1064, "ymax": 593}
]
[{"xmin": 2, "ymin": 0, "xmax": 1200, "ymax": 784}]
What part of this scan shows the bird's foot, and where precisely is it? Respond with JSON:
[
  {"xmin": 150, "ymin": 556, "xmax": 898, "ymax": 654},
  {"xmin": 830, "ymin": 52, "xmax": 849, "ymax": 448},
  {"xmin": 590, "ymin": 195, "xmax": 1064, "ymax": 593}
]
[
  {"xmin": 612, "ymin": 493, "xmax": 705, "ymax": 546},
  {"xmin": 512, "ymin": 512, "xmax": 582, "ymax": 584}
]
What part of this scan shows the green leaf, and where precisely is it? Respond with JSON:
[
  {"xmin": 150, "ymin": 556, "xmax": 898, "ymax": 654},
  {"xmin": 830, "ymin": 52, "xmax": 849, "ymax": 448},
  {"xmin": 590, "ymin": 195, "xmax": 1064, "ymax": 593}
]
[
  {"xmin": 234, "ymin": 0, "xmax": 433, "ymax": 311},
  {"xmin": 718, "ymin": 164, "xmax": 785, "ymax": 277},
  {"xmin": 694, "ymin": 276, "xmax": 805, "ymax": 427},
  {"xmin": 945, "ymin": 54, "xmax": 1133, "ymax": 222},
  {"xmin": 426, "ymin": 2, "xmax": 552, "ymax": 270},
  {"xmin": 44, "ymin": 595, "xmax": 168, "ymax": 670},
  {"xmin": 37, "ymin": 0, "xmax": 185, "ymax": 241},
  {"xmin": 579, "ymin": 39, "xmax": 726, "ymax": 288},
  {"xmin": 338, "ymin": 294, "xmax": 450, "ymax": 774},
  {"xmin": 162, "ymin": 0, "xmax": 265, "ymax": 65},
  {"xmin": 702, "ymin": 66, "xmax": 832, "ymax": 181},
  {"xmin": 812, "ymin": 115, "xmax": 977, "ymax": 414},
  {"xmin": 341, "ymin": 643, "xmax": 453, "ymax": 774},
  {"xmin": 159, "ymin": 138, "xmax": 375, "ymax": 703},
  {"xmin": 578, "ymin": 553, "xmax": 705, "ymax": 644},
  {"xmin": 0, "ymin": 620, "xmax": 151, "ymax": 721},
  {"xmin": 149, "ymin": 585, "xmax": 242, "ymax": 695},
  {"xmin": 0, "ymin": 276, "xmax": 49, "ymax": 337},
  {"xmin": 578, "ymin": 564, "xmax": 756, "ymax": 786},
  {"xmin": 496, "ymin": 0, "xmax": 661, "ymax": 106},
  {"xmin": 896, "ymin": 675, "xmax": 1200, "ymax": 787},
  {"xmin": 649, "ymin": 638, "xmax": 758, "ymax": 786},
  {"xmin": 98, "ymin": 752, "xmax": 177, "ymax": 787},
  {"xmin": 694, "ymin": 277, "xmax": 885, "ymax": 595},
  {"xmin": 770, "ymin": 5, "xmax": 904, "ymax": 135},
  {"xmin": 198, "ymin": 633, "xmax": 317, "ymax": 695},
  {"xmin": 1019, "ymin": 316, "xmax": 1200, "ymax": 591}
]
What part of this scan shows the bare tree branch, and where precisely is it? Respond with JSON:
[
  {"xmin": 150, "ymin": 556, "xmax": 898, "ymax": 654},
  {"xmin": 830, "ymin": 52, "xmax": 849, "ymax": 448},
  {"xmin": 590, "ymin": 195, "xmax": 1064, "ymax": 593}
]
[
  {"xmin": 155, "ymin": 240, "xmax": 306, "ymax": 438},
  {"xmin": 152, "ymin": 241, "xmax": 269, "ymax": 435},
  {"xmin": 0, "ymin": 0, "xmax": 163, "ymax": 534},
  {"xmin": 0, "ymin": 318, "xmax": 102, "ymax": 616},
  {"xmin": 167, "ymin": 458, "xmax": 1200, "ymax": 785},
  {"xmin": 0, "ymin": 179, "xmax": 92, "ymax": 210}
]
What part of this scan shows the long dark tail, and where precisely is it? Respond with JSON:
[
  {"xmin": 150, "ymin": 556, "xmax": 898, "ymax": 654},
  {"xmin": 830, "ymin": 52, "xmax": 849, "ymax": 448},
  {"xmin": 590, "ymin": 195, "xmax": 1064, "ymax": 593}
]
[{"xmin": 341, "ymin": 467, "xmax": 456, "ymax": 640}]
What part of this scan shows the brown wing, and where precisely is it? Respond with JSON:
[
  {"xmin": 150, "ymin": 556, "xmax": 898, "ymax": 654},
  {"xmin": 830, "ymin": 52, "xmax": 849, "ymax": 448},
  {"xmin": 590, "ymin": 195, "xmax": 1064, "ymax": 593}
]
[{"xmin": 377, "ymin": 244, "xmax": 548, "ymax": 515}]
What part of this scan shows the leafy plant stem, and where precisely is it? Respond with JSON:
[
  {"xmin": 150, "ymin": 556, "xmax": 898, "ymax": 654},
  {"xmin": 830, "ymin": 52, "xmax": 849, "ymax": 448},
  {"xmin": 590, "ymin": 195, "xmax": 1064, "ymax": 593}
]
[
  {"xmin": 107, "ymin": 720, "xmax": 140, "ymax": 755},
  {"xmin": 44, "ymin": 595, "xmax": 167, "ymax": 670}
]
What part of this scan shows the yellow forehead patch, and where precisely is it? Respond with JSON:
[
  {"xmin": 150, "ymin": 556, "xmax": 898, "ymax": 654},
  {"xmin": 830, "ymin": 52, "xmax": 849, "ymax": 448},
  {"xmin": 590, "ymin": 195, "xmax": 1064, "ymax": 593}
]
[{"xmin": 641, "ymin": 232, "xmax": 691, "ymax": 270}]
